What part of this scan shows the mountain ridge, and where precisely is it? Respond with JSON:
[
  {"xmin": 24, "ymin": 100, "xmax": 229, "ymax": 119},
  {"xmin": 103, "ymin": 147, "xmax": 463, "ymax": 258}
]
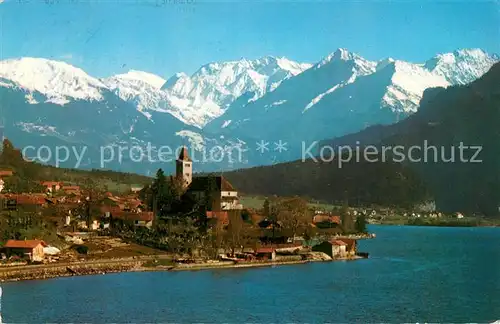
[{"xmin": 0, "ymin": 48, "xmax": 497, "ymax": 174}]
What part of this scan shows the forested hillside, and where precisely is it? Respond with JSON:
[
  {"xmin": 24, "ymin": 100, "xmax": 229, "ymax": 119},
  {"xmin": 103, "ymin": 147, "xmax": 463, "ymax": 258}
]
[
  {"xmin": 0, "ymin": 139, "xmax": 151, "ymax": 193},
  {"xmin": 225, "ymin": 156, "xmax": 431, "ymax": 209}
]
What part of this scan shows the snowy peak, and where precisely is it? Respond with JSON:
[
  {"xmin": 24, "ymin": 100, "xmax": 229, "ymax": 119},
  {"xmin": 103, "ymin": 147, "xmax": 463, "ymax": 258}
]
[
  {"xmin": 0, "ymin": 57, "xmax": 106, "ymax": 105},
  {"xmin": 160, "ymin": 56, "xmax": 312, "ymax": 125},
  {"xmin": 424, "ymin": 48, "xmax": 497, "ymax": 84},
  {"xmin": 376, "ymin": 58, "xmax": 395, "ymax": 71},
  {"xmin": 333, "ymin": 48, "xmax": 357, "ymax": 61},
  {"xmin": 209, "ymin": 47, "xmax": 497, "ymax": 137},
  {"xmin": 315, "ymin": 48, "xmax": 377, "ymax": 76},
  {"xmin": 317, "ymin": 48, "xmax": 357, "ymax": 65},
  {"xmin": 163, "ymin": 72, "xmax": 190, "ymax": 90},
  {"xmin": 382, "ymin": 60, "xmax": 450, "ymax": 113},
  {"xmin": 101, "ymin": 71, "xmax": 167, "ymax": 113},
  {"xmin": 107, "ymin": 70, "xmax": 166, "ymax": 89},
  {"xmin": 275, "ymin": 57, "xmax": 312, "ymax": 75},
  {"xmin": 100, "ymin": 55, "xmax": 311, "ymax": 129},
  {"xmin": 172, "ymin": 56, "xmax": 311, "ymax": 94}
]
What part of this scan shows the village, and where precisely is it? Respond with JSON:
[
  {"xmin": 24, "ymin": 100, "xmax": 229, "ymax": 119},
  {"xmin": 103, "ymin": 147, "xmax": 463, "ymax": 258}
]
[{"xmin": 0, "ymin": 145, "xmax": 375, "ymax": 280}]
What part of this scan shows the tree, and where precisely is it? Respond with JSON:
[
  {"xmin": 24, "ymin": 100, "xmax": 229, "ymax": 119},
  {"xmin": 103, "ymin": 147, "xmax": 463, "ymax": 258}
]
[
  {"xmin": 226, "ymin": 210, "xmax": 243, "ymax": 256},
  {"xmin": 207, "ymin": 217, "xmax": 225, "ymax": 258},
  {"xmin": 263, "ymin": 198, "xmax": 270, "ymax": 218},
  {"xmin": 0, "ymin": 138, "xmax": 26, "ymax": 173},
  {"xmin": 275, "ymin": 197, "xmax": 310, "ymax": 239},
  {"xmin": 3, "ymin": 176, "xmax": 44, "ymax": 193},
  {"xmin": 354, "ymin": 214, "xmax": 367, "ymax": 233},
  {"xmin": 151, "ymin": 169, "xmax": 169, "ymax": 216},
  {"xmin": 267, "ymin": 197, "xmax": 310, "ymax": 241},
  {"xmin": 150, "ymin": 169, "xmax": 184, "ymax": 218},
  {"xmin": 204, "ymin": 176, "xmax": 218, "ymax": 212},
  {"xmin": 340, "ymin": 199, "xmax": 355, "ymax": 234},
  {"xmin": 77, "ymin": 179, "xmax": 105, "ymax": 230}
]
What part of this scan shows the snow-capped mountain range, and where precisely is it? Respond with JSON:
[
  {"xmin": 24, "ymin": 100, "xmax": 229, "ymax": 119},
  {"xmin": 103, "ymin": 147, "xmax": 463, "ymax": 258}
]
[
  {"xmin": 0, "ymin": 56, "xmax": 310, "ymax": 128},
  {"xmin": 0, "ymin": 48, "xmax": 497, "ymax": 174},
  {"xmin": 207, "ymin": 48, "xmax": 497, "ymax": 140}
]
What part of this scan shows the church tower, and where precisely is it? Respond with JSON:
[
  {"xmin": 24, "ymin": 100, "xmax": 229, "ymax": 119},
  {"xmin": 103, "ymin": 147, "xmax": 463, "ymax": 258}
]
[{"xmin": 176, "ymin": 146, "xmax": 192, "ymax": 187}]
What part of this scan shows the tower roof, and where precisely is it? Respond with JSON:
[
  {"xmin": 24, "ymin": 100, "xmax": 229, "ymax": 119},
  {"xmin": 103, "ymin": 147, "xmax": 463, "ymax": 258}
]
[
  {"xmin": 187, "ymin": 176, "xmax": 235, "ymax": 192},
  {"xmin": 177, "ymin": 146, "xmax": 192, "ymax": 162}
]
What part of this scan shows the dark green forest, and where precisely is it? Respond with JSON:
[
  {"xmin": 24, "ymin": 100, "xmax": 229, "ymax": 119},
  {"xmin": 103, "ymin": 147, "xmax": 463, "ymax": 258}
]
[{"xmin": 225, "ymin": 63, "xmax": 500, "ymax": 216}]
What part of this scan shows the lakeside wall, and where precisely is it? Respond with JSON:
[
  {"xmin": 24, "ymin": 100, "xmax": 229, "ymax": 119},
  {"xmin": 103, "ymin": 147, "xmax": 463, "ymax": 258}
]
[{"xmin": 0, "ymin": 261, "xmax": 142, "ymax": 281}]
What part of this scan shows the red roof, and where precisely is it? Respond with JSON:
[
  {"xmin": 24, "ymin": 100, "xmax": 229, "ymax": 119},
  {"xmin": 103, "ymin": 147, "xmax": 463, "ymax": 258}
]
[
  {"xmin": 112, "ymin": 211, "xmax": 154, "ymax": 222},
  {"xmin": 313, "ymin": 215, "xmax": 341, "ymax": 224},
  {"xmin": 188, "ymin": 176, "xmax": 236, "ymax": 192},
  {"xmin": 206, "ymin": 211, "xmax": 228, "ymax": 219},
  {"xmin": 206, "ymin": 211, "xmax": 229, "ymax": 225},
  {"xmin": 339, "ymin": 238, "xmax": 357, "ymax": 249},
  {"xmin": 256, "ymin": 247, "xmax": 276, "ymax": 253},
  {"xmin": 101, "ymin": 206, "xmax": 123, "ymax": 214},
  {"xmin": 126, "ymin": 199, "xmax": 142, "ymax": 209},
  {"xmin": 1, "ymin": 194, "xmax": 46, "ymax": 205},
  {"xmin": 177, "ymin": 146, "xmax": 192, "ymax": 162},
  {"xmin": 62, "ymin": 186, "xmax": 80, "ymax": 191},
  {"xmin": 133, "ymin": 212, "xmax": 154, "ymax": 222},
  {"xmin": 3, "ymin": 240, "xmax": 47, "ymax": 249},
  {"xmin": 330, "ymin": 240, "xmax": 348, "ymax": 246},
  {"xmin": 41, "ymin": 181, "xmax": 62, "ymax": 186},
  {"xmin": 0, "ymin": 170, "xmax": 14, "ymax": 177}
]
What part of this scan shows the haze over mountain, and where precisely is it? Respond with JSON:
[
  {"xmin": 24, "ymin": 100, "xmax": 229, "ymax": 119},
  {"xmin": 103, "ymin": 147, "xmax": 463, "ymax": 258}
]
[
  {"xmin": 317, "ymin": 62, "xmax": 500, "ymax": 215},
  {"xmin": 0, "ymin": 48, "xmax": 496, "ymax": 174},
  {"xmin": 224, "ymin": 62, "xmax": 500, "ymax": 215}
]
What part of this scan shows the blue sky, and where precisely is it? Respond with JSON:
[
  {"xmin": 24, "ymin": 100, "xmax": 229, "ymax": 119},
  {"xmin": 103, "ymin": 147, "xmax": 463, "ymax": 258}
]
[{"xmin": 1, "ymin": 0, "xmax": 498, "ymax": 78}]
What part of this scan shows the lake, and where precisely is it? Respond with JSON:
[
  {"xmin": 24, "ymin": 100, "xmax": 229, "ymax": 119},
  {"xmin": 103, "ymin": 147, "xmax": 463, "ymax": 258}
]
[{"xmin": 2, "ymin": 225, "xmax": 499, "ymax": 322}]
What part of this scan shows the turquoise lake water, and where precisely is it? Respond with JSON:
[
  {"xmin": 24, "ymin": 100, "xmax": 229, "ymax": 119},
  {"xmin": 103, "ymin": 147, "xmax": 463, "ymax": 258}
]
[{"xmin": 1, "ymin": 225, "xmax": 499, "ymax": 322}]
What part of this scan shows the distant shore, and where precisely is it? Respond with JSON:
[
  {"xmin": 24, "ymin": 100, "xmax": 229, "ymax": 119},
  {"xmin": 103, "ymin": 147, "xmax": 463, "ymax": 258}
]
[{"xmin": 370, "ymin": 218, "xmax": 500, "ymax": 227}]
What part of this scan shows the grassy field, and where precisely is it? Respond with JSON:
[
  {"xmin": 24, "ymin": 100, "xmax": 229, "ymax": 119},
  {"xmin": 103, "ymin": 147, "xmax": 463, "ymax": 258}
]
[
  {"xmin": 239, "ymin": 196, "xmax": 266, "ymax": 209},
  {"xmin": 240, "ymin": 195, "xmax": 340, "ymax": 211}
]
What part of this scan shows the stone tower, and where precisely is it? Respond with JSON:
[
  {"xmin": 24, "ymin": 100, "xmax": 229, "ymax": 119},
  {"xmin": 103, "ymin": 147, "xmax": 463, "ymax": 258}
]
[{"xmin": 176, "ymin": 146, "xmax": 192, "ymax": 187}]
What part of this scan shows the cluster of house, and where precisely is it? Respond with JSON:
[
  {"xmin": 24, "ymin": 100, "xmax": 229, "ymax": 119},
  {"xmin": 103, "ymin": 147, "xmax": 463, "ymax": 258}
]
[
  {"xmin": 216, "ymin": 238, "xmax": 361, "ymax": 263},
  {"xmin": 0, "ymin": 179, "xmax": 84, "ymax": 218},
  {"xmin": 1, "ymin": 148, "xmax": 369, "ymax": 265},
  {"xmin": 351, "ymin": 206, "xmax": 468, "ymax": 220},
  {"xmin": 0, "ymin": 148, "xmax": 246, "ymax": 233},
  {"xmin": 97, "ymin": 148, "xmax": 245, "ymax": 229},
  {"xmin": 406, "ymin": 211, "xmax": 465, "ymax": 219},
  {"xmin": 0, "ymin": 192, "xmax": 47, "ymax": 209},
  {"xmin": 0, "ymin": 172, "xmax": 85, "ymax": 196},
  {"xmin": 99, "ymin": 194, "xmax": 154, "ymax": 229},
  {"xmin": 1, "ymin": 148, "xmax": 355, "ymax": 235},
  {"xmin": 41, "ymin": 181, "xmax": 81, "ymax": 196}
]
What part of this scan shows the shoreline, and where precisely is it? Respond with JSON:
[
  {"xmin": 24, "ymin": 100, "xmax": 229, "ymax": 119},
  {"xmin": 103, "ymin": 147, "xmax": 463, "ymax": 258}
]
[
  {"xmin": 371, "ymin": 222, "xmax": 500, "ymax": 228},
  {"xmin": 0, "ymin": 256, "xmax": 364, "ymax": 283}
]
